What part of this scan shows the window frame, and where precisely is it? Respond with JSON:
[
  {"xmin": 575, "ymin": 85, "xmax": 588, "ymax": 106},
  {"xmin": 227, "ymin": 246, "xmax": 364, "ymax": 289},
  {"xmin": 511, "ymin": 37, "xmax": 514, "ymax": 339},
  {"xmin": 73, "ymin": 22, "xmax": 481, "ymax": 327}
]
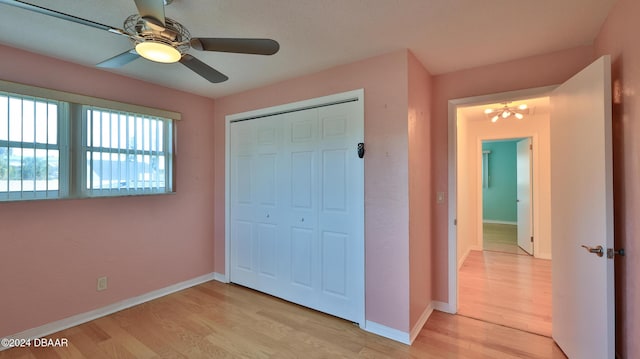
[
  {"xmin": 0, "ymin": 91, "xmax": 69, "ymax": 201},
  {"xmin": 0, "ymin": 79, "xmax": 179, "ymax": 202},
  {"xmin": 80, "ymin": 105, "xmax": 174, "ymax": 197}
]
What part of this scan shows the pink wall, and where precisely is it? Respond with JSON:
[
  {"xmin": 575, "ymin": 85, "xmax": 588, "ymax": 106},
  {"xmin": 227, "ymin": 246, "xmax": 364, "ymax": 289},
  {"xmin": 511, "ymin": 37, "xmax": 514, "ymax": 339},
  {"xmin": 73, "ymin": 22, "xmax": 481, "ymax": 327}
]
[
  {"xmin": 407, "ymin": 52, "xmax": 433, "ymax": 330},
  {"xmin": 430, "ymin": 45, "xmax": 595, "ymax": 301},
  {"xmin": 213, "ymin": 50, "xmax": 412, "ymax": 331},
  {"xmin": 594, "ymin": 0, "xmax": 640, "ymax": 356},
  {"xmin": 0, "ymin": 45, "xmax": 216, "ymax": 337}
]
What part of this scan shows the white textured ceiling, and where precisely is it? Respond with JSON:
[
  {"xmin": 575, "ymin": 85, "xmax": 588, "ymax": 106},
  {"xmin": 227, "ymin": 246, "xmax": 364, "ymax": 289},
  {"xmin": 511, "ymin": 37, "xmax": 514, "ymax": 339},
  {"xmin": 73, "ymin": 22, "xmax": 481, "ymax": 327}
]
[{"xmin": 0, "ymin": 0, "xmax": 616, "ymax": 99}]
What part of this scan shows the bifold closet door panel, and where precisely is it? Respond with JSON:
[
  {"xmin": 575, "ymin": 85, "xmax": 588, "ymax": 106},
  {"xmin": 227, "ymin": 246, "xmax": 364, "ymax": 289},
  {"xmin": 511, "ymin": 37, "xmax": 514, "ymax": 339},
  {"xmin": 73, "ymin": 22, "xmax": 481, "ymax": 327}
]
[
  {"xmin": 314, "ymin": 102, "xmax": 362, "ymax": 321},
  {"xmin": 282, "ymin": 109, "xmax": 320, "ymax": 307},
  {"xmin": 230, "ymin": 115, "xmax": 286, "ymax": 294}
]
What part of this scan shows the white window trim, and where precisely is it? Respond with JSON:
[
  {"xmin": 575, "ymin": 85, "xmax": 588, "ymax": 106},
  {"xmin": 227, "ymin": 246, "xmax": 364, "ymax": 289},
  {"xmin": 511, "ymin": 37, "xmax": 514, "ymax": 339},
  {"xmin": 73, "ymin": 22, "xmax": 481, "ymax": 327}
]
[{"xmin": 0, "ymin": 79, "xmax": 181, "ymax": 121}]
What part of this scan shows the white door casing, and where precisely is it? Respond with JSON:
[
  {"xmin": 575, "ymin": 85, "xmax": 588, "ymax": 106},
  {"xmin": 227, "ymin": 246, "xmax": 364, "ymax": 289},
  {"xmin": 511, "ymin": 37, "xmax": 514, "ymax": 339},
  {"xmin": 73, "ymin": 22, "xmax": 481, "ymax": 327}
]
[
  {"xmin": 517, "ymin": 138, "xmax": 533, "ymax": 255},
  {"xmin": 550, "ymin": 55, "xmax": 614, "ymax": 359},
  {"xmin": 227, "ymin": 90, "xmax": 365, "ymax": 326}
]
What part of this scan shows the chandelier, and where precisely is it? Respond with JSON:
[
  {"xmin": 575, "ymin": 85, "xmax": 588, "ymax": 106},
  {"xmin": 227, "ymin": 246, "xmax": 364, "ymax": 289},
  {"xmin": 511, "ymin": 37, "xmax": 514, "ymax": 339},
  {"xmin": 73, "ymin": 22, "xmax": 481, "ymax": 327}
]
[{"xmin": 484, "ymin": 102, "xmax": 529, "ymax": 123}]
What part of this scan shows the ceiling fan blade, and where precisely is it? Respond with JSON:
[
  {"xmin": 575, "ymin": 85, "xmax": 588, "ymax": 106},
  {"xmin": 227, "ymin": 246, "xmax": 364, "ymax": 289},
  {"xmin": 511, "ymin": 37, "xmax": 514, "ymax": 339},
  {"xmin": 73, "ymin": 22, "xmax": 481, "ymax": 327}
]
[
  {"xmin": 134, "ymin": 0, "xmax": 166, "ymax": 29},
  {"xmin": 190, "ymin": 38, "xmax": 280, "ymax": 55},
  {"xmin": 97, "ymin": 50, "xmax": 140, "ymax": 68},
  {"xmin": 0, "ymin": 0, "xmax": 128, "ymax": 36},
  {"xmin": 180, "ymin": 54, "xmax": 228, "ymax": 83}
]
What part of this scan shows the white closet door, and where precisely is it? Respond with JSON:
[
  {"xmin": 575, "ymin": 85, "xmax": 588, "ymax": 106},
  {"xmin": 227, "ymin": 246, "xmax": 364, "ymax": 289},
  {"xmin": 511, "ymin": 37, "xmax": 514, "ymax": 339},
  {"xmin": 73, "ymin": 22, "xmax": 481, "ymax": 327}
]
[
  {"xmin": 282, "ymin": 109, "xmax": 319, "ymax": 306},
  {"xmin": 230, "ymin": 115, "xmax": 284, "ymax": 293},
  {"xmin": 314, "ymin": 102, "xmax": 363, "ymax": 321},
  {"xmin": 229, "ymin": 99, "xmax": 363, "ymax": 324}
]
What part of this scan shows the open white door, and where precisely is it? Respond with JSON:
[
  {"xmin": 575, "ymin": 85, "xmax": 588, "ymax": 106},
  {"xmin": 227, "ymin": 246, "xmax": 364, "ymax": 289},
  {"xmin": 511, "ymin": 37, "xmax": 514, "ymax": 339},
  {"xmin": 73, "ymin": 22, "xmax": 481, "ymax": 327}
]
[
  {"xmin": 516, "ymin": 138, "xmax": 533, "ymax": 255},
  {"xmin": 550, "ymin": 55, "xmax": 614, "ymax": 358}
]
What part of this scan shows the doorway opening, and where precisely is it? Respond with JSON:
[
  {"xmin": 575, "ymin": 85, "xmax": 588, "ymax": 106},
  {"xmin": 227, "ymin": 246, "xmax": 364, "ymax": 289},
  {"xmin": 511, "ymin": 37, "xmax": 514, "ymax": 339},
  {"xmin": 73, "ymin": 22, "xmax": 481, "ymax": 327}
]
[
  {"xmin": 481, "ymin": 137, "xmax": 532, "ymax": 256},
  {"xmin": 449, "ymin": 88, "xmax": 554, "ymax": 337}
]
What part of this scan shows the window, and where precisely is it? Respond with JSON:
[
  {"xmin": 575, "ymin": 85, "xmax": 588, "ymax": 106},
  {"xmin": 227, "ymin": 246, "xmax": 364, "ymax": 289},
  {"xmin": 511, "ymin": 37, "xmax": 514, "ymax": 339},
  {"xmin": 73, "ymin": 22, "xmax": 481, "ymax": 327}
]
[
  {"xmin": 0, "ymin": 81, "xmax": 177, "ymax": 202},
  {"xmin": 83, "ymin": 106, "xmax": 173, "ymax": 196},
  {"xmin": 0, "ymin": 91, "xmax": 67, "ymax": 200}
]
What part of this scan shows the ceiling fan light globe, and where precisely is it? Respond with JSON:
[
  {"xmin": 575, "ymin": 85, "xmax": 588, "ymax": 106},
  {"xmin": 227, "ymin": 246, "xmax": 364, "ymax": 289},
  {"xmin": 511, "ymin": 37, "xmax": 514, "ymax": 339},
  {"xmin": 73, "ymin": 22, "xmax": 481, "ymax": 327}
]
[
  {"xmin": 518, "ymin": 104, "xmax": 528, "ymax": 110},
  {"xmin": 515, "ymin": 113, "xmax": 524, "ymax": 120},
  {"xmin": 502, "ymin": 110, "xmax": 511, "ymax": 118},
  {"xmin": 135, "ymin": 41, "xmax": 181, "ymax": 63},
  {"xmin": 491, "ymin": 115, "xmax": 500, "ymax": 123},
  {"xmin": 484, "ymin": 109, "xmax": 494, "ymax": 114}
]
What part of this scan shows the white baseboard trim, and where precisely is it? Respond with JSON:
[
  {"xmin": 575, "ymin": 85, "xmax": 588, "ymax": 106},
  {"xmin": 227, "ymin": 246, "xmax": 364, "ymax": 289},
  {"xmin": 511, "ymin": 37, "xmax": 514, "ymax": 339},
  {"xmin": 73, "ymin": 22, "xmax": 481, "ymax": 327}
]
[
  {"xmin": 483, "ymin": 220, "xmax": 517, "ymax": 225},
  {"xmin": 433, "ymin": 300, "xmax": 455, "ymax": 314},
  {"xmin": 213, "ymin": 272, "xmax": 229, "ymax": 283},
  {"xmin": 1, "ymin": 272, "xmax": 216, "ymax": 351},
  {"xmin": 364, "ymin": 320, "xmax": 410, "ymax": 345},
  {"xmin": 409, "ymin": 303, "xmax": 433, "ymax": 343}
]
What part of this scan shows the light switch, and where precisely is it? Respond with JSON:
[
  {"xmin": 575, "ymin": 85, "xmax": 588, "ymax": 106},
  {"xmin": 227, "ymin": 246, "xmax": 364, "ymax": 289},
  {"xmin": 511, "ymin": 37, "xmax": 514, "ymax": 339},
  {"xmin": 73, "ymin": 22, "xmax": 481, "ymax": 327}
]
[{"xmin": 437, "ymin": 191, "xmax": 445, "ymax": 204}]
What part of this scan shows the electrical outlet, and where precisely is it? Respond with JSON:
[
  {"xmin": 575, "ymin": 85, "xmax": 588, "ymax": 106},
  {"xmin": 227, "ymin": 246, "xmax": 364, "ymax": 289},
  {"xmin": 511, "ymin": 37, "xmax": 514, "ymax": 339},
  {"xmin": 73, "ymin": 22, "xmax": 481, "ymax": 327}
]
[{"xmin": 97, "ymin": 276, "xmax": 108, "ymax": 291}]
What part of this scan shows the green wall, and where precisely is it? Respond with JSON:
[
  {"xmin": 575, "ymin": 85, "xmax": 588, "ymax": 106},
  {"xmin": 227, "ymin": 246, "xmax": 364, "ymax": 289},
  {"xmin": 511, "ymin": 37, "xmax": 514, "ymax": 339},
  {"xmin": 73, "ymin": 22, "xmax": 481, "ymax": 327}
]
[{"xmin": 482, "ymin": 140, "xmax": 518, "ymax": 223}]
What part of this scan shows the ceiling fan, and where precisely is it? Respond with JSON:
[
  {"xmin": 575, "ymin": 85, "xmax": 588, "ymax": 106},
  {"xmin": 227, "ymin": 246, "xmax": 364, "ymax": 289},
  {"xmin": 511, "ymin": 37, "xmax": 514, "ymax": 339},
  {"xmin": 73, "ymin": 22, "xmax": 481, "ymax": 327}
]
[{"xmin": 0, "ymin": 0, "xmax": 280, "ymax": 83}]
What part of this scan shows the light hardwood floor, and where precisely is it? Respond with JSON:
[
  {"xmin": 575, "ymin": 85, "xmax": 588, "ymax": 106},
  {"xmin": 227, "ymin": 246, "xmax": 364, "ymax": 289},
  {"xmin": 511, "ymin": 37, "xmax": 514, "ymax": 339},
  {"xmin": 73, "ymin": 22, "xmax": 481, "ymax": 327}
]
[
  {"xmin": 483, "ymin": 223, "xmax": 530, "ymax": 255},
  {"xmin": 458, "ymin": 250, "xmax": 553, "ymax": 337},
  {"xmin": 0, "ymin": 280, "xmax": 565, "ymax": 358}
]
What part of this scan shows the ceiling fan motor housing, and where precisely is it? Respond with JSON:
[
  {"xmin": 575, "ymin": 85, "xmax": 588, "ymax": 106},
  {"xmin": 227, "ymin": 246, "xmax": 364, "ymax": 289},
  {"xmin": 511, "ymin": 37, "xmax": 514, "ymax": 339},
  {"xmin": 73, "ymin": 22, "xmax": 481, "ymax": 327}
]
[{"xmin": 124, "ymin": 14, "xmax": 191, "ymax": 55}]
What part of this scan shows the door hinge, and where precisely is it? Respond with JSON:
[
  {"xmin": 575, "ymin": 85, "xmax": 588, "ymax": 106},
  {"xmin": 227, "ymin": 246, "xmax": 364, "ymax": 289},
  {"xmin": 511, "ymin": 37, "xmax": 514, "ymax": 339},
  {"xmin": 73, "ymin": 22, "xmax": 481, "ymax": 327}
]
[
  {"xmin": 530, "ymin": 144, "xmax": 533, "ymax": 150},
  {"xmin": 607, "ymin": 248, "xmax": 625, "ymax": 259},
  {"xmin": 357, "ymin": 143, "xmax": 365, "ymax": 158},
  {"xmin": 531, "ymin": 236, "xmax": 534, "ymax": 242},
  {"xmin": 454, "ymin": 219, "xmax": 457, "ymax": 226}
]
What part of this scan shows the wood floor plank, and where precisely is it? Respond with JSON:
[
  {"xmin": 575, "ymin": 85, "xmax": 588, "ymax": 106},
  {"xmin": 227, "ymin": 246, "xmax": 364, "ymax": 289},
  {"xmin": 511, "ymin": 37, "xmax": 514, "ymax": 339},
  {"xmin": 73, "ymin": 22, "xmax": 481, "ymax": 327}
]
[
  {"xmin": 483, "ymin": 223, "xmax": 530, "ymax": 255},
  {"xmin": 92, "ymin": 317, "xmax": 157, "ymax": 359},
  {"xmin": 1, "ymin": 281, "xmax": 562, "ymax": 358},
  {"xmin": 458, "ymin": 250, "xmax": 553, "ymax": 337}
]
